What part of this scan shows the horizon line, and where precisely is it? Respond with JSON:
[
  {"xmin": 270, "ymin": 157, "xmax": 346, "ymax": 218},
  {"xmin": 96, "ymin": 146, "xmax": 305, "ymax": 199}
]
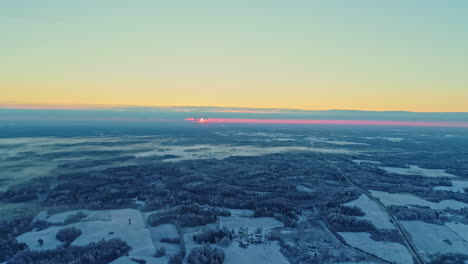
[
  {"xmin": 186, "ymin": 118, "xmax": 468, "ymax": 128},
  {"xmin": 1, "ymin": 103, "xmax": 468, "ymax": 114}
]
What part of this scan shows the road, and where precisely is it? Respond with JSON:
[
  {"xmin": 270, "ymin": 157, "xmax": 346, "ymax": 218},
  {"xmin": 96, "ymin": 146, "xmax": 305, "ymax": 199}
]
[{"xmin": 322, "ymin": 157, "xmax": 425, "ymax": 264}]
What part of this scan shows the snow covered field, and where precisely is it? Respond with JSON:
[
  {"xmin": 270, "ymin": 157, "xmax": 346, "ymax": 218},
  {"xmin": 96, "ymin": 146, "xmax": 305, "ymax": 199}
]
[
  {"xmin": 17, "ymin": 225, "xmax": 66, "ymax": 250},
  {"xmin": 338, "ymin": 232, "xmax": 413, "ymax": 264},
  {"xmin": 110, "ymin": 256, "xmax": 167, "ymax": 264},
  {"xmin": 344, "ymin": 194, "xmax": 395, "ymax": 229},
  {"xmin": 222, "ymin": 241, "xmax": 290, "ymax": 264},
  {"xmin": 402, "ymin": 221, "xmax": 468, "ymax": 256},
  {"xmin": 149, "ymin": 224, "xmax": 180, "ymax": 255},
  {"xmin": 379, "ymin": 165, "xmax": 456, "ymax": 178},
  {"xmin": 182, "ymin": 214, "xmax": 285, "ymax": 263},
  {"xmin": 34, "ymin": 210, "xmax": 90, "ymax": 224},
  {"xmin": 434, "ymin": 180, "xmax": 468, "ymax": 193},
  {"xmin": 371, "ymin": 190, "xmax": 468, "ymax": 210},
  {"xmin": 17, "ymin": 209, "xmax": 156, "ymax": 257},
  {"xmin": 445, "ymin": 222, "xmax": 468, "ymax": 241}
]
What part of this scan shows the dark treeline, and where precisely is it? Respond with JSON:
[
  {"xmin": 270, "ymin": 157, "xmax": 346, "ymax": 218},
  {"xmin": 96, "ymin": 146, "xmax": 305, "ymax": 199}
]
[
  {"xmin": 0, "ymin": 213, "xmax": 34, "ymax": 262},
  {"xmin": 187, "ymin": 245, "xmax": 225, "ymax": 264},
  {"xmin": 56, "ymin": 227, "xmax": 82, "ymax": 247},
  {"xmin": 147, "ymin": 202, "xmax": 230, "ymax": 227},
  {"xmin": 390, "ymin": 205, "xmax": 448, "ymax": 224},
  {"xmin": 429, "ymin": 253, "xmax": 468, "ymax": 264},
  {"xmin": 193, "ymin": 227, "xmax": 232, "ymax": 244},
  {"xmin": 325, "ymin": 213, "xmax": 375, "ymax": 233}
]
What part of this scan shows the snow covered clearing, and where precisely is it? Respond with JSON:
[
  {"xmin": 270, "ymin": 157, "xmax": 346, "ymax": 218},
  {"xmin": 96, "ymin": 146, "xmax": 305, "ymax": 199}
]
[
  {"xmin": 41, "ymin": 210, "xmax": 89, "ymax": 224},
  {"xmin": 149, "ymin": 224, "xmax": 180, "ymax": 255},
  {"xmin": 182, "ymin": 215, "xmax": 285, "ymax": 262},
  {"xmin": 110, "ymin": 256, "xmax": 168, "ymax": 264},
  {"xmin": 379, "ymin": 165, "xmax": 456, "ymax": 178},
  {"xmin": 17, "ymin": 225, "xmax": 65, "ymax": 250},
  {"xmin": 338, "ymin": 232, "xmax": 413, "ymax": 264},
  {"xmin": 17, "ymin": 209, "xmax": 155, "ymax": 257},
  {"xmin": 344, "ymin": 195, "xmax": 395, "ymax": 229},
  {"xmin": 222, "ymin": 241, "xmax": 290, "ymax": 264},
  {"xmin": 445, "ymin": 222, "xmax": 468, "ymax": 241},
  {"xmin": 401, "ymin": 221, "xmax": 468, "ymax": 256},
  {"xmin": 434, "ymin": 180, "xmax": 468, "ymax": 193},
  {"xmin": 371, "ymin": 190, "xmax": 468, "ymax": 210}
]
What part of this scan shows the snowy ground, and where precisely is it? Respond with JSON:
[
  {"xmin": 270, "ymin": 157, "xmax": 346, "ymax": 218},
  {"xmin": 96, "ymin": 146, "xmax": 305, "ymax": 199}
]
[
  {"xmin": 17, "ymin": 209, "xmax": 156, "ymax": 257},
  {"xmin": 149, "ymin": 224, "xmax": 180, "ymax": 255},
  {"xmin": 36, "ymin": 210, "xmax": 90, "ymax": 224},
  {"xmin": 378, "ymin": 165, "xmax": 456, "ymax": 178},
  {"xmin": 401, "ymin": 221, "xmax": 468, "ymax": 257},
  {"xmin": 434, "ymin": 180, "xmax": 468, "ymax": 193},
  {"xmin": 371, "ymin": 190, "xmax": 468, "ymax": 210},
  {"xmin": 17, "ymin": 225, "xmax": 66, "ymax": 250},
  {"xmin": 444, "ymin": 222, "xmax": 468, "ymax": 241},
  {"xmin": 344, "ymin": 195, "xmax": 395, "ymax": 229},
  {"xmin": 110, "ymin": 256, "xmax": 168, "ymax": 264},
  {"xmin": 338, "ymin": 232, "xmax": 413, "ymax": 264},
  {"xmin": 222, "ymin": 241, "xmax": 290, "ymax": 264},
  {"xmin": 182, "ymin": 214, "xmax": 285, "ymax": 263}
]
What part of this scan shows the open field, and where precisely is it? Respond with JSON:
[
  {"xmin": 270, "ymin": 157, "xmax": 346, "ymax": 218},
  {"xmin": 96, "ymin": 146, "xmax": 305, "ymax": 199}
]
[
  {"xmin": 17, "ymin": 209, "xmax": 156, "ymax": 256},
  {"xmin": 402, "ymin": 221, "xmax": 468, "ymax": 258},
  {"xmin": 371, "ymin": 190, "xmax": 468, "ymax": 210},
  {"xmin": 222, "ymin": 241, "xmax": 289, "ymax": 264},
  {"xmin": 338, "ymin": 232, "xmax": 413, "ymax": 264},
  {"xmin": 434, "ymin": 180, "xmax": 468, "ymax": 193},
  {"xmin": 345, "ymin": 194, "xmax": 395, "ymax": 230},
  {"xmin": 378, "ymin": 165, "xmax": 456, "ymax": 178},
  {"xmin": 149, "ymin": 224, "xmax": 180, "ymax": 255},
  {"xmin": 445, "ymin": 222, "xmax": 468, "ymax": 241}
]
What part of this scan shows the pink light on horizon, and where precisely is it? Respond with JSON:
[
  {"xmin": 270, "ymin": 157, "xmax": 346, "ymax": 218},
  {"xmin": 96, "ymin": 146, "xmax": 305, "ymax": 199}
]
[
  {"xmin": 185, "ymin": 118, "xmax": 468, "ymax": 128},
  {"xmin": 212, "ymin": 109, "xmax": 284, "ymax": 114}
]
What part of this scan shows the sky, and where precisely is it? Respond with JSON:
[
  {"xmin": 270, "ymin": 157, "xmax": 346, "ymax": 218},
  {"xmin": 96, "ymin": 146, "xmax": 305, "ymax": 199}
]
[{"xmin": 1, "ymin": 1, "xmax": 468, "ymax": 112}]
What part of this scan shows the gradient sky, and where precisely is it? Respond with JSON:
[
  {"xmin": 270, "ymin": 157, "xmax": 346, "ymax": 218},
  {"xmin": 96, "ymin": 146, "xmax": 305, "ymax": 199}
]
[{"xmin": 1, "ymin": 1, "xmax": 468, "ymax": 112}]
